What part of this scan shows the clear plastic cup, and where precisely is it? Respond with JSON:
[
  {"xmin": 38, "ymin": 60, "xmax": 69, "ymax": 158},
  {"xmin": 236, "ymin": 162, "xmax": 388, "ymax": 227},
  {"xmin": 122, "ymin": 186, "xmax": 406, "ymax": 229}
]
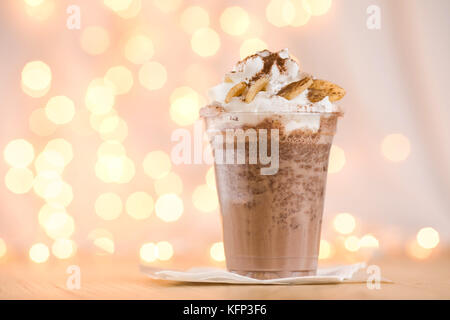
[{"xmin": 203, "ymin": 111, "xmax": 340, "ymax": 279}]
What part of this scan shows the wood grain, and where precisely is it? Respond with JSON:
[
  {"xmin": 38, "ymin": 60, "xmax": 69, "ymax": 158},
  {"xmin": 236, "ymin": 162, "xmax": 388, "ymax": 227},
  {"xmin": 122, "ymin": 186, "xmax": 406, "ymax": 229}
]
[{"xmin": 0, "ymin": 253, "xmax": 449, "ymax": 299}]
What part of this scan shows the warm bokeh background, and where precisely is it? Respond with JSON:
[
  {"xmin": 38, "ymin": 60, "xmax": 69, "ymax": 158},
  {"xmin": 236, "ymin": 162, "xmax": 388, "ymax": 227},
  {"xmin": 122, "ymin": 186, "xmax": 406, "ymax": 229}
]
[{"xmin": 0, "ymin": 0, "xmax": 449, "ymax": 267}]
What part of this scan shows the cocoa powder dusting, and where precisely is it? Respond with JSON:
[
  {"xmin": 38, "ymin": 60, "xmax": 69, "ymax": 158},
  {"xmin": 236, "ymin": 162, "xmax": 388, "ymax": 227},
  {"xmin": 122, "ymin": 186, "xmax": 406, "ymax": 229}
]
[{"xmin": 250, "ymin": 51, "xmax": 287, "ymax": 82}]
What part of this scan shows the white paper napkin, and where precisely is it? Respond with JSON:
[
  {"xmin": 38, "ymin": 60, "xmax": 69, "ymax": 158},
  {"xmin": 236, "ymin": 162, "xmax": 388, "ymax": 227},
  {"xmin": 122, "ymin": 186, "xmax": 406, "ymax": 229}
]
[{"xmin": 141, "ymin": 262, "xmax": 392, "ymax": 285}]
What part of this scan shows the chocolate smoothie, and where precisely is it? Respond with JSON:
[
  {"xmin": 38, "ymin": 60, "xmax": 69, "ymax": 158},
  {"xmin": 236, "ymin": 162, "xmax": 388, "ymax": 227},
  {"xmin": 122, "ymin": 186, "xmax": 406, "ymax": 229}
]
[{"xmin": 202, "ymin": 49, "xmax": 344, "ymax": 279}]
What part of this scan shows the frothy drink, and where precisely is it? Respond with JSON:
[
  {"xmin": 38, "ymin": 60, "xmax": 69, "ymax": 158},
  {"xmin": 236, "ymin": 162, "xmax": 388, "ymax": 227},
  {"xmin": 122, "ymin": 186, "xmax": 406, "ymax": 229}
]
[{"xmin": 202, "ymin": 50, "xmax": 344, "ymax": 279}]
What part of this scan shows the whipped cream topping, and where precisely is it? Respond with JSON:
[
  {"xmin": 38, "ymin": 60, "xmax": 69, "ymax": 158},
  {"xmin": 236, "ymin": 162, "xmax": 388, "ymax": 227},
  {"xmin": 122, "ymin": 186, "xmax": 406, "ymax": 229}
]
[{"xmin": 207, "ymin": 49, "xmax": 340, "ymax": 114}]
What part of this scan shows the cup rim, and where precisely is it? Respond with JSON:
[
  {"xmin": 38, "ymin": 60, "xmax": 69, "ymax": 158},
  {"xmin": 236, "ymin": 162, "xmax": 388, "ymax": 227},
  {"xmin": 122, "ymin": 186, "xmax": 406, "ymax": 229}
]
[{"xmin": 200, "ymin": 110, "xmax": 344, "ymax": 118}]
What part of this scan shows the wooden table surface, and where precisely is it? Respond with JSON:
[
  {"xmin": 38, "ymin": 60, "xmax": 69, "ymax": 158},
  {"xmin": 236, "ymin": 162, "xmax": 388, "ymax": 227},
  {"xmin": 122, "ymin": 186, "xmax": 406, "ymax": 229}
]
[{"xmin": 1, "ymin": 253, "xmax": 449, "ymax": 300}]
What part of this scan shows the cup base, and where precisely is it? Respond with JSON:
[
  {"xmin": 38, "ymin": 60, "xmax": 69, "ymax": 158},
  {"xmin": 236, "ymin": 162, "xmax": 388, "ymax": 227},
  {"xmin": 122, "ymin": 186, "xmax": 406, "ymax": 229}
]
[{"xmin": 230, "ymin": 269, "xmax": 316, "ymax": 280}]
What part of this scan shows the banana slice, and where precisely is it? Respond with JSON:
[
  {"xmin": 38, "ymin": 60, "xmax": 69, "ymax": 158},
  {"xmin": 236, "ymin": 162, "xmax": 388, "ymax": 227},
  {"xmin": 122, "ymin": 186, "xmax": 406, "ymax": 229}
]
[
  {"xmin": 277, "ymin": 77, "xmax": 313, "ymax": 100},
  {"xmin": 244, "ymin": 77, "xmax": 269, "ymax": 103},
  {"xmin": 307, "ymin": 89, "xmax": 328, "ymax": 103},
  {"xmin": 225, "ymin": 82, "xmax": 247, "ymax": 103},
  {"xmin": 308, "ymin": 79, "xmax": 345, "ymax": 102}
]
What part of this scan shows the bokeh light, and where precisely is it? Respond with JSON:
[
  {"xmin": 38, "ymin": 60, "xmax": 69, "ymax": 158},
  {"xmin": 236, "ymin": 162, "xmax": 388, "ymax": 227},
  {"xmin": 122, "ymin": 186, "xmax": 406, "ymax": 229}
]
[
  {"xmin": 85, "ymin": 79, "xmax": 116, "ymax": 115},
  {"xmin": 90, "ymin": 110, "xmax": 118, "ymax": 132},
  {"xmin": 25, "ymin": 0, "xmax": 55, "ymax": 21},
  {"xmin": 305, "ymin": 0, "xmax": 332, "ymax": 16},
  {"xmin": 51, "ymin": 238, "xmax": 76, "ymax": 259},
  {"xmin": 94, "ymin": 237, "xmax": 115, "ymax": 255},
  {"xmin": 96, "ymin": 156, "xmax": 122, "ymax": 182},
  {"xmin": 42, "ymin": 179, "xmax": 64, "ymax": 201},
  {"xmin": 156, "ymin": 241, "xmax": 174, "ymax": 261},
  {"xmin": 290, "ymin": 0, "xmax": 312, "ymax": 27},
  {"xmin": 38, "ymin": 203, "xmax": 65, "ymax": 227},
  {"xmin": 4, "ymin": 139, "xmax": 35, "ymax": 168},
  {"xmin": 45, "ymin": 139, "xmax": 73, "ymax": 166},
  {"xmin": 33, "ymin": 170, "xmax": 62, "ymax": 199},
  {"xmin": 155, "ymin": 193, "xmax": 183, "ymax": 222},
  {"xmin": 29, "ymin": 243, "xmax": 50, "ymax": 263},
  {"xmin": 169, "ymin": 86, "xmax": 201, "ymax": 126},
  {"xmin": 88, "ymin": 228, "xmax": 112, "ymax": 241},
  {"xmin": 29, "ymin": 108, "xmax": 57, "ymax": 136},
  {"xmin": 115, "ymin": 0, "xmax": 141, "ymax": 19},
  {"xmin": 210, "ymin": 242, "xmax": 225, "ymax": 262},
  {"xmin": 240, "ymin": 38, "xmax": 268, "ymax": 59},
  {"xmin": 96, "ymin": 155, "xmax": 135, "ymax": 183},
  {"xmin": 35, "ymin": 151, "xmax": 64, "ymax": 175},
  {"xmin": 104, "ymin": 66, "xmax": 134, "ymax": 95},
  {"xmin": 140, "ymin": 242, "xmax": 157, "ymax": 262},
  {"xmin": 125, "ymin": 34, "xmax": 154, "ymax": 64},
  {"xmin": 47, "ymin": 181, "xmax": 73, "ymax": 207},
  {"xmin": 85, "ymin": 79, "xmax": 115, "ymax": 114},
  {"xmin": 381, "ymin": 133, "xmax": 411, "ymax": 162},
  {"xmin": 359, "ymin": 234, "xmax": 379, "ymax": 248},
  {"xmin": 5, "ymin": 167, "xmax": 34, "ymax": 194},
  {"xmin": 154, "ymin": 172, "xmax": 183, "ymax": 195},
  {"xmin": 89, "ymin": 228, "xmax": 115, "ymax": 255},
  {"xmin": 21, "ymin": 84, "xmax": 50, "ymax": 98},
  {"xmin": 220, "ymin": 7, "xmax": 250, "ymax": 36},
  {"xmin": 170, "ymin": 86, "xmax": 200, "ymax": 104},
  {"xmin": 80, "ymin": 26, "xmax": 110, "ymax": 55},
  {"xmin": 32, "ymin": 171, "xmax": 62, "ymax": 198},
  {"xmin": 319, "ymin": 239, "xmax": 334, "ymax": 259},
  {"xmin": 45, "ymin": 96, "xmax": 75, "ymax": 125},
  {"xmin": 99, "ymin": 117, "xmax": 120, "ymax": 135},
  {"xmin": 0, "ymin": 238, "xmax": 6, "ymax": 259},
  {"xmin": 138, "ymin": 61, "xmax": 167, "ymax": 90},
  {"xmin": 152, "ymin": 0, "xmax": 182, "ymax": 13},
  {"xmin": 328, "ymin": 145, "xmax": 346, "ymax": 173},
  {"xmin": 43, "ymin": 212, "xmax": 75, "ymax": 239},
  {"xmin": 180, "ymin": 6, "xmax": 210, "ymax": 34},
  {"xmin": 406, "ymin": 239, "xmax": 432, "ymax": 260},
  {"xmin": 143, "ymin": 151, "xmax": 171, "ymax": 180},
  {"xmin": 416, "ymin": 227, "xmax": 440, "ymax": 249},
  {"xmin": 126, "ymin": 191, "xmax": 154, "ymax": 220},
  {"xmin": 192, "ymin": 184, "xmax": 219, "ymax": 213},
  {"xmin": 96, "ymin": 115, "xmax": 120, "ymax": 135},
  {"xmin": 100, "ymin": 118, "xmax": 129, "ymax": 142},
  {"xmin": 205, "ymin": 167, "xmax": 216, "ymax": 190},
  {"xmin": 191, "ymin": 28, "xmax": 221, "ymax": 57},
  {"xmin": 333, "ymin": 213, "xmax": 356, "ymax": 235},
  {"xmin": 21, "ymin": 61, "xmax": 52, "ymax": 95},
  {"xmin": 103, "ymin": 0, "xmax": 133, "ymax": 12},
  {"xmin": 25, "ymin": 0, "xmax": 45, "ymax": 7},
  {"xmin": 95, "ymin": 192, "xmax": 123, "ymax": 220},
  {"xmin": 266, "ymin": 0, "xmax": 295, "ymax": 27},
  {"xmin": 344, "ymin": 235, "xmax": 360, "ymax": 252}
]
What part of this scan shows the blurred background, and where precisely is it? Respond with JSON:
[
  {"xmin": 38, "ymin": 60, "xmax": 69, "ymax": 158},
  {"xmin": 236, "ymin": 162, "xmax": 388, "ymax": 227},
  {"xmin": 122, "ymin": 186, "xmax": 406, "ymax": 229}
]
[{"xmin": 0, "ymin": 0, "xmax": 449, "ymax": 268}]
